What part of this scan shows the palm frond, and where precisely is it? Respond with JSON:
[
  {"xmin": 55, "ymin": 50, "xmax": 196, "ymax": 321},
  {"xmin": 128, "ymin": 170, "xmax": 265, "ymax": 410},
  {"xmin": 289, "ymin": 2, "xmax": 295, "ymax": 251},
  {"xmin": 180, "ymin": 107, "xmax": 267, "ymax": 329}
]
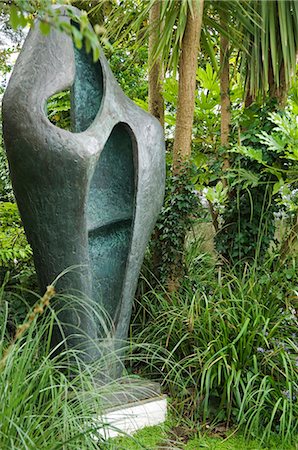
[{"xmin": 241, "ymin": 0, "xmax": 298, "ymax": 100}]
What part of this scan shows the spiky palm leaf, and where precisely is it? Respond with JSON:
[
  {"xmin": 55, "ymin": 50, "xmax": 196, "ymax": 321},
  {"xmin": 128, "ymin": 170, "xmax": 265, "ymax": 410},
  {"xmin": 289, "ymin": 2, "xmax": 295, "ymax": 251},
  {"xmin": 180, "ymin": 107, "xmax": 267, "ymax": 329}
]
[
  {"xmin": 85, "ymin": 0, "xmax": 255, "ymax": 74},
  {"xmin": 241, "ymin": 0, "xmax": 298, "ymax": 100}
]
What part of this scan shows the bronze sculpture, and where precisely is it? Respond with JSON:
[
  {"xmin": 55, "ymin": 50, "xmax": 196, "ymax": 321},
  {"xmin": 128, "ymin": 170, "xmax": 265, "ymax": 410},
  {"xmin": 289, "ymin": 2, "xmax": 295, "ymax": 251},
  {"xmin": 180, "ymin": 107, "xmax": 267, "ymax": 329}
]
[{"xmin": 2, "ymin": 8, "xmax": 165, "ymax": 375}]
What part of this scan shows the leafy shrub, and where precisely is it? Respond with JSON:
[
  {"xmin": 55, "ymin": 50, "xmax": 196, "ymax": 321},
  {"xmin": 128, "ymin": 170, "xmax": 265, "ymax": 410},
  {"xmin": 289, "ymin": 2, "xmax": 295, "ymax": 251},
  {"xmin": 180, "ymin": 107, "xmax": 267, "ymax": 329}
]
[
  {"xmin": 0, "ymin": 202, "xmax": 32, "ymax": 267},
  {"xmin": 217, "ymin": 104, "xmax": 298, "ymax": 266},
  {"xmin": 216, "ymin": 102, "xmax": 280, "ymax": 265},
  {"xmin": 0, "ymin": 201, "xmax": 35, "ymax": 293},
  {"xmin": 0, "ymin": 137, "xmax": 13, "ymax": 202}
]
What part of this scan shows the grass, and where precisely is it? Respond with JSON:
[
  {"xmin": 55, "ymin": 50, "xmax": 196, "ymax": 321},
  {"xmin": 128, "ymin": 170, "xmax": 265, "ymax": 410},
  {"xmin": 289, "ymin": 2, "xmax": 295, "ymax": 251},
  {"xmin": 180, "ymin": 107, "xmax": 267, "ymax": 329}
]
[
  {"xmin": 110, "ymin": 425, "xmax": 166, "ymax": 449},
  {"xmin": 110, "ymin": 423, "xmax": 298, "ymax": 449}
]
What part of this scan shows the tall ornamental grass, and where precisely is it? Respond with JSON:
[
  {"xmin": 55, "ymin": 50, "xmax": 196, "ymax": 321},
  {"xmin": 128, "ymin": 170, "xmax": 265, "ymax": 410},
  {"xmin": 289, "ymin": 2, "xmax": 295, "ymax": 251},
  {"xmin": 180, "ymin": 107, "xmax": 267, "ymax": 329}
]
[
  {"xmin": 131, "ymin": 245, "xmax": 298, "ymax": 445},
  {"xmin": 0, "ymin": 284, "xmax": 128, "ymax": 449}
]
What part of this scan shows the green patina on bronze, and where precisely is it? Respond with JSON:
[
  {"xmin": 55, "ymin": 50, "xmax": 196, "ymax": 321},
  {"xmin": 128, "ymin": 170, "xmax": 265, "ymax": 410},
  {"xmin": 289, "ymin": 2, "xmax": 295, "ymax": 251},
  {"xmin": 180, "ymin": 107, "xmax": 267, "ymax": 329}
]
[
  {"xmin": 72, "ymin": 46, "xmax": 135, "ymax": 324},
  {"xmin": 71, "ymin": 45, "xmax": 103, "ymax": 132}
]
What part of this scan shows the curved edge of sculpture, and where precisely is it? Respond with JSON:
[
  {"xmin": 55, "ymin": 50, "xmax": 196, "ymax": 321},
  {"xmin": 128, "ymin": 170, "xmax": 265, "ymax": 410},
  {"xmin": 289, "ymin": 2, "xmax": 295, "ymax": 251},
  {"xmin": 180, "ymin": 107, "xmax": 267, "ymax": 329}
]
[{"xmin": 2, "ymin": 7, "xmax": 165, "ymax": 377}]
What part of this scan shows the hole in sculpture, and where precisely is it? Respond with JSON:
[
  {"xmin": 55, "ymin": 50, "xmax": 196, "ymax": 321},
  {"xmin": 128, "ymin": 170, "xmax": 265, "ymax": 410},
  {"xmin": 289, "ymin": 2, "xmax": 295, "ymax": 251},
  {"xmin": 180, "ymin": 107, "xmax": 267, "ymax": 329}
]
[
  {"xmin": 47, "ymin": 89, "xmax": 71, "ymax": 130},
  {"xmin": 46, "ymin": 39, "xmax": 103, "ymax": 132},
  {"xmin": 87, "ymin": 123, "xmax": 136, "ymax": 324}
]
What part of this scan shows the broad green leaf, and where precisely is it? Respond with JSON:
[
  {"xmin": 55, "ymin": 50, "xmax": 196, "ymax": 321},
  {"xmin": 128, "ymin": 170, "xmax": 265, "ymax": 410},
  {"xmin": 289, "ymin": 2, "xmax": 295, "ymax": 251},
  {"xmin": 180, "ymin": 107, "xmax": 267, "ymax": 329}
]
[
  {"xmin": 273, "ymin": 178, "xmax": 284, "ymax": 196},
  {"xmin": 39, "ymin": 21, "xmax": 51, "ymax": 35},
  {"xmin": 230, "ymin": 168, "xmax": 260, "ymax": 189},
  {"xmin": 231, "ymin": 145, "xmax": 265, "ymax": 164},
  {"xmin": 9, "ymin": 5, "xmax": 19, "ymax": 30}
]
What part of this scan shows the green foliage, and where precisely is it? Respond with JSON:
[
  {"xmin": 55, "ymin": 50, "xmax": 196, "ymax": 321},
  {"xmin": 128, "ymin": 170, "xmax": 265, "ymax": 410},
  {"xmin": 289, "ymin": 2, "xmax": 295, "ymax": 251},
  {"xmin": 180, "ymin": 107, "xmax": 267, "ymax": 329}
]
[
  {"xmin": 216, "ymin": 102, "xmax": 280, "ymax": 265},
  {"xmin": 108, "ymin": 46, "xmax": 148, "ymax": 102},
  {"xmin": 150, "ymin": 163, "xmax": 200, "ymax": 284},
  {"xmin": 0, "ymin": 141, "xmax": 13, "ymax": 202},
  {"xmin": 0, "ymin": 202, "xmax": 32, "ymax": 269},
  {"xmin": 215, "ymin": 187, "xmax": 276, "ymax": 264},
  {"xmin": 216, "ymin": 102, "xmax": 298, "ymax": 265},
  {"xmin": 110, "ymin": 424, "xmax": 167, "ymax": 449},
  {"xmin": 240, "ymin": 0, "xmax": 298, "ymax": 100},
  {"xmin": 114, "ymin": 423, "xmax": 298, "ymax": 450},
  {"xmin": 185, "ymin": 434, "xmax": 298, "ymax": 450},
  {"xmin": 0, "ymin": 48, "xmax": 17, "ymax": 95},
  {"xmin": 131, "ymin": 247, "xmax": 298, "ymax": 445},
  {"xmin": 93, "ymin": 0, "xmax": 255, "ymax": 77},
  {"xmin": 205, "ymin": 181, "xmax": 228, "ymax": 212},
  {"xmin": 8, "ymin": 1, "xmax": 102, "ymax": 62},
  {"xmin": 258, "ymin": 110, "xmax": 298, "ymax": 199},
  {"xmin": 0, "ymin": 201, "xmax": 35, "ymax": 304},
  {"xmin": 47, "ymin": 89, "xmax": 71, "ymax": 130},
  {"xmin": 94, "ymin": 0, "xmax": 200, "ymax": 75}
]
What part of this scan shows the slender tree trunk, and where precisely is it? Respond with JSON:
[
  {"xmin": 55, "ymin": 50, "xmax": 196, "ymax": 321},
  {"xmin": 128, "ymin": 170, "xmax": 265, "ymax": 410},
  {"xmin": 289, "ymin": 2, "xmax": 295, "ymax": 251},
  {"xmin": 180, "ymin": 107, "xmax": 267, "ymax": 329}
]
[
  {"xmin": 220, "ymin": 11, "xmax": 230, "ymax": 184},
  {"xmin": 172, "ymin": 0, "xmax": 204, "ymax": 172},
  {"xmin": 148, "ymin": 0, "xmax": 164, "ymax": 127},
  {"xmin": 167, "ymin": 0, "xmax": 204, "ymax": 292}
]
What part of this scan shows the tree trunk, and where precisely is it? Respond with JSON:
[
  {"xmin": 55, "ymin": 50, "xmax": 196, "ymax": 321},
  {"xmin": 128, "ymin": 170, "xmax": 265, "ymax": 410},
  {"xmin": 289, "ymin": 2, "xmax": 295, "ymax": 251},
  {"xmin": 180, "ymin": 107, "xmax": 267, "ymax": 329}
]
[
  {"xmin": 172, "ymin": 0, "xmax": 204, "ymax": 172},
  {"xmin": 268, "ymin": 59, "xmax": 288, "ymax": 108},
  {"xmin": 148, "ymin": 0, "xmax": 164, "ymax": 127},
  {"xmin": 220, "ymin": 10, "xmax": 230, "ymax": 184},
  {"xmin": 167, "ymin": 0, "xmax": 204, "ymax": 292}
]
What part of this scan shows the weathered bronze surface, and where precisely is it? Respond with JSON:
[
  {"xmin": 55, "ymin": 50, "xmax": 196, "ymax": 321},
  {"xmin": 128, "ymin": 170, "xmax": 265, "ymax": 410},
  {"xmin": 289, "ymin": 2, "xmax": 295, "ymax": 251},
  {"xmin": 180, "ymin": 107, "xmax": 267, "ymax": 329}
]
[{"xmin": 2, "ymin": 9, "xmax": 165, "ymax": 373}]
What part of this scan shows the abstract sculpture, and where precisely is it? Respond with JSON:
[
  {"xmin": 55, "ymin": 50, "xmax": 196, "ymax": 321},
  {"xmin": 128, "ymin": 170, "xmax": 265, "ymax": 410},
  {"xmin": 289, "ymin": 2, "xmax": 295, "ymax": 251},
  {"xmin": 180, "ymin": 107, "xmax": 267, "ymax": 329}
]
[{"xmin": 2, "ymin": 9, "xmax": 165, "ymax": 374}]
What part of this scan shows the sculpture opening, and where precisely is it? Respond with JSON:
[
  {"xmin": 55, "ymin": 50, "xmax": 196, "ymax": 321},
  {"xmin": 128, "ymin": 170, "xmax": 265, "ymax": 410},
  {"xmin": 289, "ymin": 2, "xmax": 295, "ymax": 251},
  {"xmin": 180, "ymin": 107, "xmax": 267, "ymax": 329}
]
[
  {"xmin": 71, "ymin": 44, "xmax": 104, "ymax": 132},
  {"xmin": 46, "ymin": 43, "xmax": 103, "ymax": 132},
  {"xmin": 87, "ymin": 123, "xmax": 136, "ymax": 325},
  {"xmin": 47, "ymin": 89, "xmax": 71, "ymax": 130}
]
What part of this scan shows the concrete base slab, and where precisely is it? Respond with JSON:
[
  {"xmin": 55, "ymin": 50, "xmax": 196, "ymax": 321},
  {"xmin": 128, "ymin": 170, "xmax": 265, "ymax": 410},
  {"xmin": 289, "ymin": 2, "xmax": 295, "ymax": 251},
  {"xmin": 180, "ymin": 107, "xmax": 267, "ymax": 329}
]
[{"xmin": 98, "ymin": 395, "xmax": 167, "ymax": 439}]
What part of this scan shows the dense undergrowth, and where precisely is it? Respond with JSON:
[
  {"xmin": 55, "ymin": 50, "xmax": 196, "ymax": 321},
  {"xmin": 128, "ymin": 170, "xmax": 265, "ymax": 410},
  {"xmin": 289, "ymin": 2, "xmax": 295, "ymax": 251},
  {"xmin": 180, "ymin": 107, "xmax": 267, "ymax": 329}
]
[{"xmin": 131, "ymin": 240, "xmax": 298, "ymax": 446}]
